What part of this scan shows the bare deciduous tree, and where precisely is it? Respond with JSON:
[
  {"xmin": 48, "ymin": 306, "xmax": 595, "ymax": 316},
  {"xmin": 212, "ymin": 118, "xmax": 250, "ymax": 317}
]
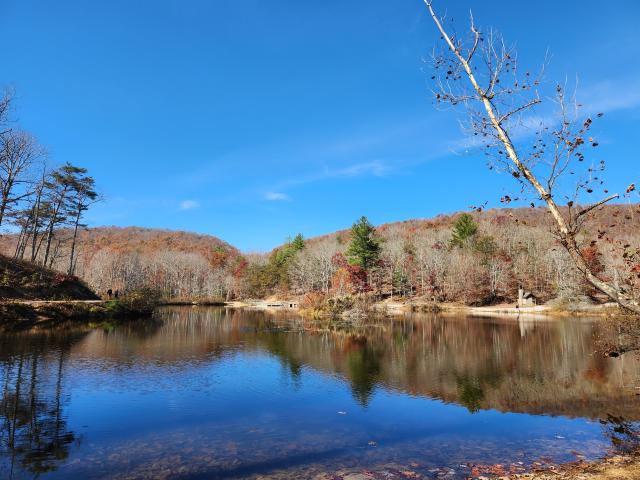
[
  {"xmin": 289, "ymin": 237, "xmax": 341, "ymax": 294},
  {"xmin": 423, "ymin": 1, "xmax": 640, "ymax": 314},
  {"xmin": 0, "ymin": 131, "xmax": 43, "ymax": 229},
  {"xmin": 83, "ymin": 249, "xmax": 234, "ymax": 300},
  {"xmin": 0, "ymin": 89, "xmax": 13, "ymax": 134}
]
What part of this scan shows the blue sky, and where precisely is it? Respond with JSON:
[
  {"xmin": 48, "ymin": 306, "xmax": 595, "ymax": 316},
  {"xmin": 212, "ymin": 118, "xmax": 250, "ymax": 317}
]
[{"xmin": 1, "ymin": 0, "xmax": 639, "ymax": 251}]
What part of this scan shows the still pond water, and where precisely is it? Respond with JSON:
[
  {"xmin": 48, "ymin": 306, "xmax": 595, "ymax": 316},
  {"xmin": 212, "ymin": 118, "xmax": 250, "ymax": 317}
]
[{"xmin": 1, "ymin": 307, "xmax": 639, "ymax": 479}]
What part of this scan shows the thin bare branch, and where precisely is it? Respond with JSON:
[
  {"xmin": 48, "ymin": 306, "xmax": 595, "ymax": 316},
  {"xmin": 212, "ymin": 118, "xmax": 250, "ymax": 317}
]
[
  {"xmin": 466, "ymin": 10, "xmax": 480, "ymax": 63},
  {"xmin": 497, "ymin": 97, "xmax": 541, "ymax": 125},
  {"xmin": 576, "ymin": 194, "xmax": 620, "ymax": 220}
]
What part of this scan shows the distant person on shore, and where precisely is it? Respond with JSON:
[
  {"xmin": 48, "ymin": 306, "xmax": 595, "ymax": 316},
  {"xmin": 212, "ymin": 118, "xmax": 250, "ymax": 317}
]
[
  {"xmin": 107, "ymin": 289, "xmax": 113, "ymax": 299},
  {"xmin": 114, "ymin": 290, "xmax": 119, "ymax": 299}
]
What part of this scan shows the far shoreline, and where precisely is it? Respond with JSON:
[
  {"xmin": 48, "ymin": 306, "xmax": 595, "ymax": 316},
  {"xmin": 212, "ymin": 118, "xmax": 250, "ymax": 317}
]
[{"xmin": 234, "ymin": 297, "xmax": 628, "ymax": 319}]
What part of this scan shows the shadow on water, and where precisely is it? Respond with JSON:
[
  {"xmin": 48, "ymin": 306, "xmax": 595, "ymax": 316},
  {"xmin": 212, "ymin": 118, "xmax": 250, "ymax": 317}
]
[
  {"xmin": 183, "ymin": 422, "xmax": 475, "ymax": 480},
  {"xmin": 186, "ymin": 445, "xmax": 350, "ymax": 480}
]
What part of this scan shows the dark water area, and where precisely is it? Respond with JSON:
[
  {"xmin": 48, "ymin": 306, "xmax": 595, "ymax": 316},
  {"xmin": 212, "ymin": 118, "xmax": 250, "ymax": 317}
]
[{"xmin": 1, "ymin": 307, "xmax": 639, "ymax": 479}]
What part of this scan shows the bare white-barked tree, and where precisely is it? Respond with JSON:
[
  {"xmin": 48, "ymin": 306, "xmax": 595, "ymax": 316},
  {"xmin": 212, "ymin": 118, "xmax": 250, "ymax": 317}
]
[{"xmin": 423, "ymin": 1, "xmax": 640, "ymax": 314}]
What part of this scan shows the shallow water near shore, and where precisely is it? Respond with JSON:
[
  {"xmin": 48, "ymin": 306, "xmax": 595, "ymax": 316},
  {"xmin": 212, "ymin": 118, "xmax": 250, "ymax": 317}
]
[{"xmin": 1, "ymin": 307, "xmax": 639, "ymax": 479}]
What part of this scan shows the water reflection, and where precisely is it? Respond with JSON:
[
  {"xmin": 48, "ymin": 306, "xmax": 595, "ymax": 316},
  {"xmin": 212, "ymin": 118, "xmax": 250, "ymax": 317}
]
[
  {"xmin": 0, "ymin": 308, "xmax": 638, "ymax": 479},
  {"xmin": 135, "ymin": 308, "xmax": 638, "ymax": 419},
  {"xmin": 1, "ymin": 330, "xmax": 87, "ymax": 477}
]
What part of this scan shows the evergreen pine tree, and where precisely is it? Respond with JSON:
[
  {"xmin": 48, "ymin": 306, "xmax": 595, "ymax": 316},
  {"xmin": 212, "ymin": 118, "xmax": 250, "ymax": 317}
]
[
  {"xmin": 450, "ymin": 213, "xmax": 478, "ymax": 248},
  {"xmin": 346, "ymin": 216, "xmax": 380, "ymax": 271},
  {"xmin": 290, "ymin": 233, "xmax": 305, "ymax": 251}
]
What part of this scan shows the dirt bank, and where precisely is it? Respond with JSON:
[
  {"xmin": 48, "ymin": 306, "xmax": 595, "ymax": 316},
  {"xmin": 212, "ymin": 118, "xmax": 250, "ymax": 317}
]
[{"xmin": 0, "ymin": 299, "xmax": 154, "ymax": 330}]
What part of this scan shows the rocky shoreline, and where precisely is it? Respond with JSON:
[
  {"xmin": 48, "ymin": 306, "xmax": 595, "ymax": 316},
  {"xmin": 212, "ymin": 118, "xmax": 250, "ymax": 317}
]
[
  {"xmin": 241, "ymin": 449, "xmax": 640, "ymax": 479},
  {"xmin": 514, "ymin": 447, "xmax": 640, "ymax": 479}
]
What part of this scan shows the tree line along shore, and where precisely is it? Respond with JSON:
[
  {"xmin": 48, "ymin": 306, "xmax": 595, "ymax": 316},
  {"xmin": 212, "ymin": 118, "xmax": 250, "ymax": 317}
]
[{"xmin": 1, "ymin": 205, "xmax": 640, "ymax": 318}]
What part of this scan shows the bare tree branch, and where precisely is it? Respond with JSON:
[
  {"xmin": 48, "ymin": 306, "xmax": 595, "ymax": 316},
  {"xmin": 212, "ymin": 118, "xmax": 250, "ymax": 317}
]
[
  {"xmin": 497, "ymin": 97, "xmax": 541, "ymax": 125},
  {"xmin": 576, "ymin": 194, "xmax": 620, "ymax": 221}
]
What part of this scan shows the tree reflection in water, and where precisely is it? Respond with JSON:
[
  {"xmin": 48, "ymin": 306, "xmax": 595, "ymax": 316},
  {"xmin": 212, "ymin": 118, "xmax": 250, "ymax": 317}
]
[
  {"xmin": 0, "ymin": 332, "xmax": 84, "ymax": 479},
  {"xmin": 345, "ymin": 339, "xmax": 381, "ymax": 407},
  {"xmin": 602, "ymin": 414, "xmax": 640, "ymax": 454},
  {"xmin": 456, "ymin": 376, "xmax": 484, "ymax": 413}
]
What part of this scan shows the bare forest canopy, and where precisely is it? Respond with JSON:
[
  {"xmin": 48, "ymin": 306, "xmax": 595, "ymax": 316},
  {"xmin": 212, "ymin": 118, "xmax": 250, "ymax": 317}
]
[
  {"xmin": 2, "ymin": 204, "xmax": 639, "ymax": 306},
  {"xmin": 0, "ymin": 226, "xmax": 243, "ymax": 301},
  {"xmin": 240, "ymin": 205, "xmax": 640, "ymax": 307}
]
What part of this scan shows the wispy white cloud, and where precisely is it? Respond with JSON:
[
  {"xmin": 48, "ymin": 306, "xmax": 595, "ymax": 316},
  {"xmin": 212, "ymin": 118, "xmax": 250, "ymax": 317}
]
[
  {"xmin": 179, "ymin": 200, "xmax": 200, "ymax": 210},
  {"xmin": 335, "ymin": 160, "xmax": 390, "ymax": 177},
  {"xmin": 264, "ymin": 192, "xmax": 290, "ymax": 201},
  {"xmin": 577, "ymin": 76, "xmax": 640, "ymax": 114},
  {"xmin": 177, "ymin": 113, "xmax": 440, "ymax": 189},
  {"xmin": 272, "ymin": 159, "xmax": 394, "ymax": 191}
]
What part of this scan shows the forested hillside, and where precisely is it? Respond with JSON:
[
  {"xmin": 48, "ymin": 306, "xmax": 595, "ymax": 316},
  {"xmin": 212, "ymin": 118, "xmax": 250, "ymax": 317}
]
[
  {"xmin": 2, "ymin": 204, "xmax": 638, "ymax": 306},
  {"xmin": 1, "ymin": 227, "xmax": 244, "ymax": 301},
  {"xmin": 242, "ymin": 204, "xmax": 640, "ymax": 307}
]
